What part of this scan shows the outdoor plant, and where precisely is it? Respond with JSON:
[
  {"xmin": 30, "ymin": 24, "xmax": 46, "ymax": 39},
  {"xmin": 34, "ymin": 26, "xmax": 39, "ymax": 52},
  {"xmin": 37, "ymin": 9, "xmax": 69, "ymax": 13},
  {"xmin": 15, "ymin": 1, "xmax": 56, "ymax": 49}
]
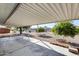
[
  {"xmin": 17, "ymin": 26, "xmax": 30, "ymax": 31},
  {"xmin": 36, "ymin": 27, "xmax": 45, "ymax": 32},
  {"xmin": 75, "ymin": 27, "xmax": 79, "ymax": 34},
  {"xmin": 22, "ymin": 26, "xmax": 30, "ymax": 30},
  {"xmin": 51, "ymin": 21, "xmax": 77, "ymax": 38}
]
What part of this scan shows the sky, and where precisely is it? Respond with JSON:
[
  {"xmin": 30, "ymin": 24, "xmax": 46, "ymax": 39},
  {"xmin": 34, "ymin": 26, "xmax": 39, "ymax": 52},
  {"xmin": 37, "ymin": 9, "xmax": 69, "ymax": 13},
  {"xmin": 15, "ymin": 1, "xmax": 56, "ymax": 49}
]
[
  {"xmin": 72, "ymin": 20, "xmax": 79, "ymax": 26},
  {"xmin": 31, "ymin": 20, "xmax": 79, "ymax": 29}
]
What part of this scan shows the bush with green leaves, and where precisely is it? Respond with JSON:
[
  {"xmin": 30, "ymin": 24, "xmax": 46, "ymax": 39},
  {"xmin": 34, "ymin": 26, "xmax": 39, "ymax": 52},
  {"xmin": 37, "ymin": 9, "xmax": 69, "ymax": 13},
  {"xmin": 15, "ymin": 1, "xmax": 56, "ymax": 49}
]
[
  {"xmin": 51, "ymin": 21, "xmax": 77, "ymax": 37},
  {"xmin": 75, "ymin": 27, "xmax": 79, "ymax": 34},
  {"xmin": 36, "ymin": 27, "xmax": 45, "ymax": 32}
]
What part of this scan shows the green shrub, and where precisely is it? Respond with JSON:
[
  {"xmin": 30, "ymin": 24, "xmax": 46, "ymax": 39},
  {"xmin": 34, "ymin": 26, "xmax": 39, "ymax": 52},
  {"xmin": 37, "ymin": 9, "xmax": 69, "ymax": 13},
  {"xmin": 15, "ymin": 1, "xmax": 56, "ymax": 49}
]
[
  {"xmin": 51, "ymin": 21, "xmax": 77, "ymax": 37},
  {"xmin": 36, "ymin": 27, "xmax": 45, "ymax": 32},
  {"xmin": 75, "ymin": 27, "xmax": 79, "ymax": 34}
]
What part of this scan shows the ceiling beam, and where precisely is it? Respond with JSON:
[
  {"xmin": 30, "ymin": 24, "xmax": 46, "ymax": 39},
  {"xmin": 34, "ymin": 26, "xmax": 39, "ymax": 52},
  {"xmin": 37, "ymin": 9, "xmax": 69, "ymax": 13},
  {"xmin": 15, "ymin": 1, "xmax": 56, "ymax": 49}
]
[{"xmin": 3, "ymin": 3, "xmax": 20, "ymax": 24}]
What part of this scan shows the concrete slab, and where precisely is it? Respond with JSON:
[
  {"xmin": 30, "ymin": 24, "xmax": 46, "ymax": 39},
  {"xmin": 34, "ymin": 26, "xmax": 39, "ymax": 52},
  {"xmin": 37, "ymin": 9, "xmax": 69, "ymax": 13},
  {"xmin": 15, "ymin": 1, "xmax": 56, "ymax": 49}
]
[{"xmin": 0, "ymin": 36, "xmax": 78, "ymax": 56}]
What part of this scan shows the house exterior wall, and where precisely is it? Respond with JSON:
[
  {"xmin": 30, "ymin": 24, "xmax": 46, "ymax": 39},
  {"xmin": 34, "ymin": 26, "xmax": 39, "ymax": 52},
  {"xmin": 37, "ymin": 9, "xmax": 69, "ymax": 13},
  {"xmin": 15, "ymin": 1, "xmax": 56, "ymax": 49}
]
[{"xmin": 0, "ymin": 28, "xmax": 10, "ymax": 34}]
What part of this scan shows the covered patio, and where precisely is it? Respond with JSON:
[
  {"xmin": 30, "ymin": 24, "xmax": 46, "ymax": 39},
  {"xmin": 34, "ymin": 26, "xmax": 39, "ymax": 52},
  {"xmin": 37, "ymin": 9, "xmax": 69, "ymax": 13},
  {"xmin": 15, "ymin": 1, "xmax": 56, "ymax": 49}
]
[{"xmin": 0, "ymin": 3, "xmax": 79, "ymax": 56}]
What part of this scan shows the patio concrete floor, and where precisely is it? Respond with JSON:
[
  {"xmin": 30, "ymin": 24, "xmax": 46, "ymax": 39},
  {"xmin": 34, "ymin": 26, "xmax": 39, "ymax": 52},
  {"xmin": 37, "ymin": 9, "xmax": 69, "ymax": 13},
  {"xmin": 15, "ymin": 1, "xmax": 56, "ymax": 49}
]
[{"xmin": 0, "ymin": 36, "xmax": 78, "ymax": 56}]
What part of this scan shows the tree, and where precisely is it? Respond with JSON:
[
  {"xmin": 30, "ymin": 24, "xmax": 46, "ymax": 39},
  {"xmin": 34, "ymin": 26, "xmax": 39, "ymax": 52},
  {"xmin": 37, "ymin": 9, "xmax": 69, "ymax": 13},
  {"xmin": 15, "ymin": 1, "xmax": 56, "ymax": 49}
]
[
  {"xmin": 51, "ymin": 21, "xmax": 77, "ymax": 38},
  {"xmin": 23, "ymin": 26, "xmax": 30, "ymax": 30},
  {"xmin": 36, "ymin": 27, "xmax": 45, "ymax": 32},
  {"xmin": 17, "ymin": 26, "xmax": 30, "ymax": 34}
]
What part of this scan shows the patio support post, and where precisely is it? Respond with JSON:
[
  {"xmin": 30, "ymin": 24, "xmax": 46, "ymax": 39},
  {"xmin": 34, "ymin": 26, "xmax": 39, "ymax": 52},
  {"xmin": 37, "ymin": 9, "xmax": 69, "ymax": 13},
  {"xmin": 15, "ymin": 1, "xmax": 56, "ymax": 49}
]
[{"xmin": 19, "ymin": 27, "xmax": 22, "ymax": 34}]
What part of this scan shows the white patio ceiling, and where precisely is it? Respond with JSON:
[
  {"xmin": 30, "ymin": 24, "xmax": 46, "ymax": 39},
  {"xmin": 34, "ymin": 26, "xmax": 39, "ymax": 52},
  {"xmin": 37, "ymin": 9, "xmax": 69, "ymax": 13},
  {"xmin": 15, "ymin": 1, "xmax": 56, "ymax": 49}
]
[
  {"xmin": 1, "ymin": 3, "xmax": 79, "ymax": 27},
  {"xmin": 0, "ymin": 3, "xmax": 17, "ymax": 25}
]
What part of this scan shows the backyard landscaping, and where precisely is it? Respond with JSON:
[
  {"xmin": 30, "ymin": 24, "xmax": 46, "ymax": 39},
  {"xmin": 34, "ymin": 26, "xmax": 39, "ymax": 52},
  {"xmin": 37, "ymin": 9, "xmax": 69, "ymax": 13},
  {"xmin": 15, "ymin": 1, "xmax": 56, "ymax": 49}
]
[{"xmin": 26, "ymin": 21, "xmax": 79, "ymax": 54}]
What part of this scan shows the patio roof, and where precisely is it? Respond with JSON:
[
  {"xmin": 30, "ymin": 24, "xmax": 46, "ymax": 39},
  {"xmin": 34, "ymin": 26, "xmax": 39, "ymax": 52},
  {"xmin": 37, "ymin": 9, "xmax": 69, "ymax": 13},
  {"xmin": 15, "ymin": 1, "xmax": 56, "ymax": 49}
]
[
  {"xmin": 0, "ymin": 3, "xmax": 79, "ymax": 27},
  {"xmin": 0, "ymin": 3, "xmax": 17, "ymax": 25}
]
